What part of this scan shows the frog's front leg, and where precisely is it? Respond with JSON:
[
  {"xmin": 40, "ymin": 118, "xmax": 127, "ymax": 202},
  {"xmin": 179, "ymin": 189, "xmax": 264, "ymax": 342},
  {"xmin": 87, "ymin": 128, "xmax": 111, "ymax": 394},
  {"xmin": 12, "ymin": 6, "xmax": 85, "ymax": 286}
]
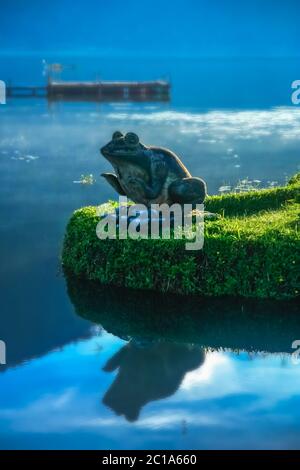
[
  {"xmin": 126, "ymin": 177, "xmax": 155, "ymax": 201},
  {"xmin": 144, "ymin": 155, "xmax": 169, "ymax": 198},
  {"xmin": 129, "ymin": 174, "xmax": 166, "ymax": 201},
  {"xmin": 126, "ymin": 156, "xmax": 168, "ymax": 203},
  {"xmin": 101, "ymin": 173, "xmax": 127, "ymax": 196}
]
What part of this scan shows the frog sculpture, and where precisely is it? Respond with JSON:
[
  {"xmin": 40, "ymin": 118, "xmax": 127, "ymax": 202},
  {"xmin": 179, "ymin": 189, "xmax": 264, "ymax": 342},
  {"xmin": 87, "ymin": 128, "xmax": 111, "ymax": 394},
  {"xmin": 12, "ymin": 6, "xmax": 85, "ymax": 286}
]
[{"xmin": 100, "ymin": 131, "xmax": 207, "ymax": 207}]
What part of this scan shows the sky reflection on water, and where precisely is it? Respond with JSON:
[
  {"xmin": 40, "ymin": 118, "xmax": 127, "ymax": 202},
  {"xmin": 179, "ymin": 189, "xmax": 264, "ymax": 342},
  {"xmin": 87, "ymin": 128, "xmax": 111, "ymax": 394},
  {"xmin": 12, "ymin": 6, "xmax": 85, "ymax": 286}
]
[{"xmin": 1, "ymin": 333, "xmax": 300, "ymax": 449}]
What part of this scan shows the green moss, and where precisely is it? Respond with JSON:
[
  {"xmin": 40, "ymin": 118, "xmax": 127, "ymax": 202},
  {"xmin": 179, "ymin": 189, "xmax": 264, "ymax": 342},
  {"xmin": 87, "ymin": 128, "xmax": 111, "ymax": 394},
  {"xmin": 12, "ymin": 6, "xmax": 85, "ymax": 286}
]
[
  {"xmin": 288, "ymin": 172, "xmax": 300, "ymax": 186},
  {"xmin": 62, "ymin": 173, "xmax": 300, "ymax": 300}
]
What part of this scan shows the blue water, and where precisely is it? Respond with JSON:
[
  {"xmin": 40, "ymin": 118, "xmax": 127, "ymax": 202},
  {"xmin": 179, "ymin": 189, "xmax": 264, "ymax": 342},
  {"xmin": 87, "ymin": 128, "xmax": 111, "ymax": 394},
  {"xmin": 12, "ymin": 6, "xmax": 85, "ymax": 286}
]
[{"xmin": 0, "ymin": 56, "xmax": 300, "ymax": 449}]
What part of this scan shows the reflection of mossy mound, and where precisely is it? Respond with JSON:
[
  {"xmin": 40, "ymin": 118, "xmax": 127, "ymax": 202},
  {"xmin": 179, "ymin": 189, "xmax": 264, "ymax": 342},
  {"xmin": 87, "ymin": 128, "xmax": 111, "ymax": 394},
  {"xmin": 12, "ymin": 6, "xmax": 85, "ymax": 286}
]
[
  {"xmin": 62, "ymin": 174, "xmax": 300, "ymax": 300},
  {"xmin": 66, "ymin": 274, "xmax": 300, "ymax": 353}
]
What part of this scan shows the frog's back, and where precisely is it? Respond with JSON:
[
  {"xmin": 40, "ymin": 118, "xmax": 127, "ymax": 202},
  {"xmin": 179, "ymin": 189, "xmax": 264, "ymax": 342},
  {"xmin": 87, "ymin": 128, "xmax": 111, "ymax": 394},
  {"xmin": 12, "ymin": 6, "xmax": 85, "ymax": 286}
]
[{"xmin": 149, "ymin": 146, "xmax": 191, "ymax": 178}]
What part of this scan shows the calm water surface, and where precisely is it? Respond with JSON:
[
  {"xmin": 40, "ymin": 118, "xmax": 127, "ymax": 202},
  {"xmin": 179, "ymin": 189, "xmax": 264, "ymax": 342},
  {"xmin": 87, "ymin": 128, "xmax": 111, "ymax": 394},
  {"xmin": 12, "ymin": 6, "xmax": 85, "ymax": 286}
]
[{"xmin": 0, "ymin": 57, "xmax": 300, "ymax": 449}]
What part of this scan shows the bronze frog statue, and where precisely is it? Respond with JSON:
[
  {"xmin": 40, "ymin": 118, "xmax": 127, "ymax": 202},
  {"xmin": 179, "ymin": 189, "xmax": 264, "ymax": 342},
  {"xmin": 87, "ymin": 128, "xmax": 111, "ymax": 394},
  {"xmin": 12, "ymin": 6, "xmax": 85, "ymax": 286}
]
[{"xmin": 100, "ymin": 131, "xmax": 207, "ymax": 207}]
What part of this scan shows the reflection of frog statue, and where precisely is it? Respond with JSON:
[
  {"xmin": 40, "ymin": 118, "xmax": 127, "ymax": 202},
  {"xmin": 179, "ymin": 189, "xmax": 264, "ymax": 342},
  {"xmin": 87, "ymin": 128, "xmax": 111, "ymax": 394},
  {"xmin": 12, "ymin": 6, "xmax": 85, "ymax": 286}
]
[
  {"xmin": 102, "ymin": 340, "xmax": 205, "ymax": 422},
  {"xmin": 101, "ymin": 131, "xmax": 207, "ymax": 207}
]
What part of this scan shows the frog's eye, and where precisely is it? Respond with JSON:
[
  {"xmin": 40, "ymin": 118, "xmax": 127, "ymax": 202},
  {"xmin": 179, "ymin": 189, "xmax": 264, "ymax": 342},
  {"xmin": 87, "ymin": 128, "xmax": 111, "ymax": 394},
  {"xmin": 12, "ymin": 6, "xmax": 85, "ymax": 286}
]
[
  {"xmin": 125, "ymin": 132, "xmax": 139, "ymax": 146},
  {"xmin": 112, "ymin": 131, "xmax": 123, "ymax": 140}
]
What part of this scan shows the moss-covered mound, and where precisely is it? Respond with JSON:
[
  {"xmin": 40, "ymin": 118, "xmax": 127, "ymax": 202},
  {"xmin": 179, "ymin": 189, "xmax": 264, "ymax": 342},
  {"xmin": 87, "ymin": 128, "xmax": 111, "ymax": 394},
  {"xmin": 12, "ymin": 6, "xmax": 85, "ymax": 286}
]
[{"xmin": 62, "ymin": 174, "xmax": 300, "ymax": 300}]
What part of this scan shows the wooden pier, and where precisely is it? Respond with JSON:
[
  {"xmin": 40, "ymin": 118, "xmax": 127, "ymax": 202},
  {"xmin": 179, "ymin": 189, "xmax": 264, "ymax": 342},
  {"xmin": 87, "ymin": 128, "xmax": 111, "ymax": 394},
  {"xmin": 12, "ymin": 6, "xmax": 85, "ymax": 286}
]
[{"xmin": 7, "ymin": 79, "xmax": 170, "ymax": 102}]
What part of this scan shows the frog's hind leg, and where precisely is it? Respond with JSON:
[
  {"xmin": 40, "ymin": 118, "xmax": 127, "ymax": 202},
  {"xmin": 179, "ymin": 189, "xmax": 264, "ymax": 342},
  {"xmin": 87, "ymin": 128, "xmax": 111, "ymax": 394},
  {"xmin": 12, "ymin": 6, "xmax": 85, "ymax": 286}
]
[
  {"xmin": 101, "ymin": 173, "xmax": 127, "ymax": 196},
  {"xmin": 168, "ymin": 177, "xmax": 207, "ymax": 207}
]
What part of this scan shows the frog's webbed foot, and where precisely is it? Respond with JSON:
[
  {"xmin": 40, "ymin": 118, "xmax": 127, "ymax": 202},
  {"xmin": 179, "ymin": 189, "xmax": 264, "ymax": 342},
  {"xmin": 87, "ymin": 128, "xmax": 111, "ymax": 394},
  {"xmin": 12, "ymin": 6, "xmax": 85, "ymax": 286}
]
[
  {"xmin": 168, "ymin": 177, "xmax": 207, "ymax": 206},
  {"xmin": 101, "ymin": 173, "xmax": 127, "ymax": 196}
]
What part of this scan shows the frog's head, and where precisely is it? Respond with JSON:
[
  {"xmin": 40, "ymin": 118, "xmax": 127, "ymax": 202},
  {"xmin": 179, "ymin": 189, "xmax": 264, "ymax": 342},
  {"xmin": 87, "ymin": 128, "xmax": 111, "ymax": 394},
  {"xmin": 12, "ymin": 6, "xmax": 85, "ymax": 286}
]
[{"xmin": 100, "ymin": 131, "xmax": 147, "ymax": 164}]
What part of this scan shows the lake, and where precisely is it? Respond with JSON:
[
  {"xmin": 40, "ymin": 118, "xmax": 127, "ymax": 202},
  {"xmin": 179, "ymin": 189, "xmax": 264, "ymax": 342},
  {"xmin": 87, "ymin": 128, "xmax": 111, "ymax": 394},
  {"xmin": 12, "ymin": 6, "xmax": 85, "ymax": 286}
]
[{"xmin": 0, "ymin": 56, "xmax": 300, "ymax": 449}]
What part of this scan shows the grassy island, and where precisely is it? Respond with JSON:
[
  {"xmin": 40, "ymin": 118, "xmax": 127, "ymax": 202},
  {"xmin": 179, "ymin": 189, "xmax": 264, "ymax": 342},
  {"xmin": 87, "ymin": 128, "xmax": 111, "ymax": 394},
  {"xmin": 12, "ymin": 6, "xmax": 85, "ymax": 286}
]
[{"xmin": 62, "ymin": 173, "xmax": 300, "ymax": 300}]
